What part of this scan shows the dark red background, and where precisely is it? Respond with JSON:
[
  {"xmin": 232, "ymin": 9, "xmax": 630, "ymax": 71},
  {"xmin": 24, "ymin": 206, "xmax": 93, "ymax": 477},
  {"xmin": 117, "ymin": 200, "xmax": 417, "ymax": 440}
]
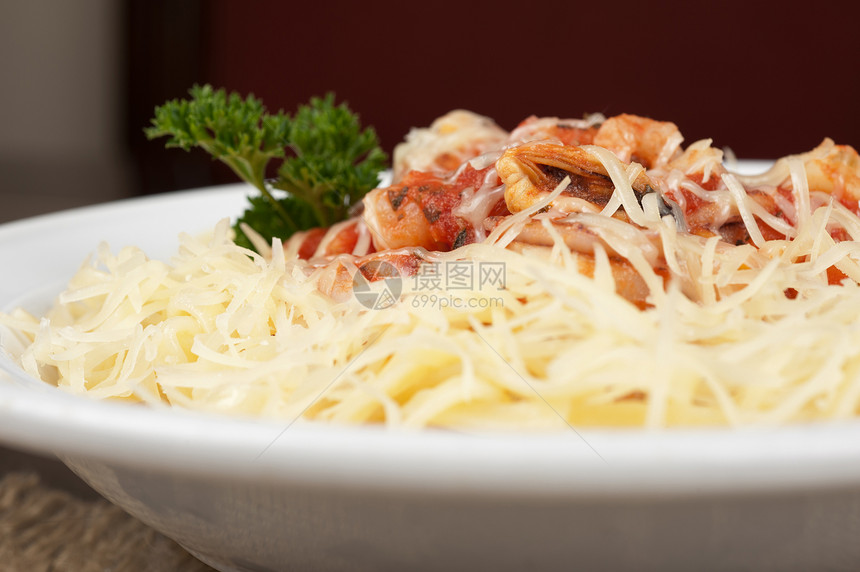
[{"xmin": 127, "ymin": 1, "xmax": 860, "ymax": 195}]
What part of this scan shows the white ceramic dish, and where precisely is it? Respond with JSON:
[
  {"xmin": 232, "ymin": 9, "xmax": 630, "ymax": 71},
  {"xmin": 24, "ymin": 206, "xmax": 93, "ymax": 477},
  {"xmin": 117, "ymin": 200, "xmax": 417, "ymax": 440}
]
[{"xmin": 3, "ymin": 177, "xmax": 860, "ymax": 571}]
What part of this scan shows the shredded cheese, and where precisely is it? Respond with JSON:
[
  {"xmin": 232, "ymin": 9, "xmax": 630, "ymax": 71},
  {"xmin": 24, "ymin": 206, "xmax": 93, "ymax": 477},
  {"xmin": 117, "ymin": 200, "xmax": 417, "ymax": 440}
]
[
  {"xmin": 3, "ymin": 116, "xmax": 860, "ymax": 431},
  {"xmin": 4, "ymin": 187, "xmax": 860, "ymax": 430}
]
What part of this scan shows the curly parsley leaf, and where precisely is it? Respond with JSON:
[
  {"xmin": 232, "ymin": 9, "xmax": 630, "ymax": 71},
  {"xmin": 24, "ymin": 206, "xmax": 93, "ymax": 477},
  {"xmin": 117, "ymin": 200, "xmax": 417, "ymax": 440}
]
[{"xmin": 145, "ymin": 86, "xmax": 387, "ymax": 251}]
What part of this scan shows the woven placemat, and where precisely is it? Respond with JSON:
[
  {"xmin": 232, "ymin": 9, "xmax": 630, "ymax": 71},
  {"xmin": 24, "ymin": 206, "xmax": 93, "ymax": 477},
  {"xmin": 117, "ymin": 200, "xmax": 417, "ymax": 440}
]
[{"xmin": 0, "ymin": 471, "xmax": 215, "ymax": 572}]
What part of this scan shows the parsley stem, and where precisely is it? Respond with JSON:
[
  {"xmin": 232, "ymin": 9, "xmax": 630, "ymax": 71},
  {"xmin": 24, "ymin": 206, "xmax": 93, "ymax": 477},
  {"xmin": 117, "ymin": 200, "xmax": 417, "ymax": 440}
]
[
  {"xmin": 219, "ymin": 154, "xmax": 299, "ymax": 234},
  {"xmin": 257, "ymin": 183, "xmax": 299, "ymax": 233}
]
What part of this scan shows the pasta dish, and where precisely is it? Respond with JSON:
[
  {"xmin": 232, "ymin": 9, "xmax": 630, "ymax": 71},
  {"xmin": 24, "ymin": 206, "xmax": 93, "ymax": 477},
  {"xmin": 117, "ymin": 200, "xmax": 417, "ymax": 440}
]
[{"xmin": 3, "ymin": 110, "xmax": 860, "ymax": 429}]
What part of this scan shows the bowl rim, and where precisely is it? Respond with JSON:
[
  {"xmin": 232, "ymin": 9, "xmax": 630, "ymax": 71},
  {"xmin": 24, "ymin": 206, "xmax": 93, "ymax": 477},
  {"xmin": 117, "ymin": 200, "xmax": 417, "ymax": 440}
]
[{"xmin": 3, "ymin": 367, "xmax": 860, "ymax": 499}]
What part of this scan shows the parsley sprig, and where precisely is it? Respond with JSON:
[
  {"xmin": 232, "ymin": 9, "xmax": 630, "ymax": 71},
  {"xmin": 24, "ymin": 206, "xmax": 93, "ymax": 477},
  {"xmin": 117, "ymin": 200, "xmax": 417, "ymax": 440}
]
[{"xmin": 145, "ymin": 85, "xmax": 387, "ymax": 250}]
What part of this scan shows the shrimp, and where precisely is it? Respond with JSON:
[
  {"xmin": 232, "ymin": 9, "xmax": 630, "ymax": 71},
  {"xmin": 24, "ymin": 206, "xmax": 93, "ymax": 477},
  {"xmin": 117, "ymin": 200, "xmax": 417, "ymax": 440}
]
[
  {"xmin": 744, "ymin": 139, "xmax": 860, "ymax": 212},
  {"xmin": 665, "ymin": 139, "xmax": 727, "ymax": 185},
  {"xmin": 661, "ymin": 139, "xmax": 860, "ymax": 247},
  {"xmin": 362, "ymin": 163, "xmax": 508, "ymax": 252},
  {"xmin": 507, "ymin": 241, "xmax": 658, "ymax": 308},
  {"xmin": 284, "ymin": 219, "xmax": 375, "ymax": 260},
  {"xmin": 313, "ymin": 249, "xmax": 426, "ymax": 303},
  {"xmin": 508, "ymin": 115, "xmax": 603, "ymax": 147},
  {"xmin": 392, "ymin": 110, "xmax": 509, "ymax": 182},
  {"xmin": 803, "ymin": 141, "xmax": 860, "ymax": 202},
  {"xmin": 735, "ymin": 139, "xmax": 860, "ymax": 202},
  {"xmin": 593, "ymin": 114, "xmax": 684, "ymax": 168}
]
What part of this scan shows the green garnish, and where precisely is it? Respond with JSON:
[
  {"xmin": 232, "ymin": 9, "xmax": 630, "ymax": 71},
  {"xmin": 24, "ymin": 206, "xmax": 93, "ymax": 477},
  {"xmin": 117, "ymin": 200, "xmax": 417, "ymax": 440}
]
[{"xmin": 145, "ymin": 85, "xmax": 388, "ymax": 250}]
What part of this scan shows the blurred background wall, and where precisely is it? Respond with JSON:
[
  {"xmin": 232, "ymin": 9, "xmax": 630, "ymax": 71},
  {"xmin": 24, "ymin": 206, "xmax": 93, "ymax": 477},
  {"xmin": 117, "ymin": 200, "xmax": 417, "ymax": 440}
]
[
  {"xmin": 1, "ymin": 0, "xmax": 129, "ymax": 220},
  {"xmin": 1, "ymin": 0, "xmax": 859, "ymax": 222}
]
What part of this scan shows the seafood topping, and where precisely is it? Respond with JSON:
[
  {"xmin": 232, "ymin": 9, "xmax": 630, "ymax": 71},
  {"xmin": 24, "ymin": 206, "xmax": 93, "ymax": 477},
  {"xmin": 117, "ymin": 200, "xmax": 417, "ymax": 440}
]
[{"xmin": 284, "ymin": 109, "xmax": 860, "ymax": 308}]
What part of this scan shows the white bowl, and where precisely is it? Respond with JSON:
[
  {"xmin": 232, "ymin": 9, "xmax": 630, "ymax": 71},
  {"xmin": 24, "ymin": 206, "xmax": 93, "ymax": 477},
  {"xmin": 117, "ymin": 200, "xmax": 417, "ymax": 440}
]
[{"xmin": 3, "ymin": 180, "xmax": 860, "ymax": 571}]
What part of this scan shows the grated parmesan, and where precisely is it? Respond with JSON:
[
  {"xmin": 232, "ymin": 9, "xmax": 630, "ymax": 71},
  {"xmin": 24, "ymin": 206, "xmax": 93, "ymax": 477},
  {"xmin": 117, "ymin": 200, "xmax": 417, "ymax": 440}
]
[{"xmin": 3, "ymin": 118, "xmax": 860, "ymax": 430}]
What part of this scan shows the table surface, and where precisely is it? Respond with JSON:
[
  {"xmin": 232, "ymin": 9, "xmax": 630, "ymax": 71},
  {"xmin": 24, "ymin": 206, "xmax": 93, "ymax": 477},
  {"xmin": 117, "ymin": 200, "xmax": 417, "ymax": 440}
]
[{"xmin": 0, "ymin": 445, "xmax": 216, "ymax": 570}]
